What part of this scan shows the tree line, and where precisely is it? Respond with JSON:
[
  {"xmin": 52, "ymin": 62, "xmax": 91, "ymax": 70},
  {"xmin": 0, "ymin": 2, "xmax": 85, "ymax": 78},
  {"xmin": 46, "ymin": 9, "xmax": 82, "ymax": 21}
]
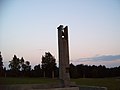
[{"xmin": 0, "ymin": 52, "xmax": 120, "ymax": 78}]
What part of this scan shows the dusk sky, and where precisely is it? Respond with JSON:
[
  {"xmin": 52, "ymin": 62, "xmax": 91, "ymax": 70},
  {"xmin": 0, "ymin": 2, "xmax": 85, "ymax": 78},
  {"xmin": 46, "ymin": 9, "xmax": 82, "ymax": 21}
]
[{"xmin": 1, "ymin": 0, "xmax": 120, "ymax": 68}]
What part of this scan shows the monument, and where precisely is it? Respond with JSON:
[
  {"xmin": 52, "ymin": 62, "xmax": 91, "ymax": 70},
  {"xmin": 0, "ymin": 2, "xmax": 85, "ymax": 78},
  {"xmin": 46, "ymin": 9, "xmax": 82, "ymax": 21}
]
[
  {"xmin": 0, "ymin": 25, "xmax": 107, "ymax": 90},
  {"xmin": 57, "ymin": 25, "xmax": 107, "ymax": 90},
  {"xmin": 57, "ymin": 25, "xmax": 70, "ymax": 87}
]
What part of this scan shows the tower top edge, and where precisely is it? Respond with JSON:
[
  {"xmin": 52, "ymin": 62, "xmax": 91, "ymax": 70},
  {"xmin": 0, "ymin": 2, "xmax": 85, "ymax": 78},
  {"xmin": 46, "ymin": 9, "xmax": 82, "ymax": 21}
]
[
  {"xmin": 57, "ymin": 25, "xmax": 63, "ymax": 30},
  {"xmin": 57, "ymin": 25, "xmax": 68, "ymax": 30}
]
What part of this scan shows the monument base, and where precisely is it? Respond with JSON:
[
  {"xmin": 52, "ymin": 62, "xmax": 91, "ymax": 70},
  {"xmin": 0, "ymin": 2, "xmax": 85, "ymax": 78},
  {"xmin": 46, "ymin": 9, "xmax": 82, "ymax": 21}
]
[
  {"xmin": 0, "ymin": 84, "xmax": 107, "ymax": 90},
  {"xmin": 30, "ymin": 87, "xmax": 79, "ymax": 90}
]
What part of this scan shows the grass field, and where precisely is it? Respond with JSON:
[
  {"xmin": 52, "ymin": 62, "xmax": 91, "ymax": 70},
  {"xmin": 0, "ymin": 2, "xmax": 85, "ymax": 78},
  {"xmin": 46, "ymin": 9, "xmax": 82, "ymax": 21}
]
[
  {"xmin": 72, "ymin": 78, "xmax": 120, "ymax": 90},
  {"xmin": 0, "ymin": 77, "xmax": 120, "ymax": 90},
  {"xmin": 0, "ymin": 77, "xmax": 59, "ymax": 84}
]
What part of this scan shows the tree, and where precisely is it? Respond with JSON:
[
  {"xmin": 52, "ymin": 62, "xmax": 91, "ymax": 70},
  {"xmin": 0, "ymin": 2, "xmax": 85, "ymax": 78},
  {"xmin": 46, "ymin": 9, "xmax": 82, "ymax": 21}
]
[
  {"xmin": 20, "ymin": 57, "xmax": 25, "ymax": 71},
  {"xmin": 22, "ymin": 61, "xmax": 31, "ymax": 77},
  {"xmin": 9, "ymin": 55, "xmax": 20, "ymax": 71},
  {"xmin": 19, "ymin": 57, "xmax": 26, "ymax": 77},
  {"xmin": 0, "ymin": 52, "xmax": 3, "ymax": 76},
  {"xmin": 34, "ymin": 64, "xmax": 40, "ymax": 71},
  {"xmin": 69, "ymin": 63, "xmax": 78, "ymax": 78},
  {"xmin": 9, "ymin": 55, "xmax": 20, "ymax": 76},
  {"xmin": 76, "ymin": 64, "xmax": 84, "ymax": 78},
  {"xmin": 41, "ymin": 52, "xmax": 56, "ymax": 78},
  {"xmin": 33, "ymin": 64, "xmax": 42, "ymax": 77},
  {"xmin": 25, "ymin": 61, "xmax": 31, "ymax": 71}
]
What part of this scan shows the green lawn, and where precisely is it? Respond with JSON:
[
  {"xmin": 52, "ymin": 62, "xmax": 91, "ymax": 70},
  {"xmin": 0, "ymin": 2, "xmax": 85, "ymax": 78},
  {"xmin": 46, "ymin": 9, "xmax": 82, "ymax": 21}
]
[
  {"xmin": 0, "ymin": 77, "xmax": 120, "ymax": 90},
  {"xmin": 0, "ymin": 77, "xmax": 59, "ymax": 84},
  {"xmin": 72, "ymin": 78, "xmax": 120, "ymax": 90}
]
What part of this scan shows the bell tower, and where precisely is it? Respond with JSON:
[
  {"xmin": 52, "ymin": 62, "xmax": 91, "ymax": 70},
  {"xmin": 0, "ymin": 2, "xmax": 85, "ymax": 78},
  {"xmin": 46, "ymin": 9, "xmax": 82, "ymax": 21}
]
[{"xmin": 57, "ymin": 25, "xmax": 70, "ymax": 87}]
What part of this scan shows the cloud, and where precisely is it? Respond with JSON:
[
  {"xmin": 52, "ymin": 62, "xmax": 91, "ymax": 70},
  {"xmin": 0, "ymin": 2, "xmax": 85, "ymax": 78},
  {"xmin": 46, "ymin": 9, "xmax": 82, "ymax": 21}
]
[
  {"xmin": 71, "ymin": 55, "xmax": 120, "ymax": 67},
  {"xmin": 80, "ymin": 55, "xmax": 120, "ymax": 62}
]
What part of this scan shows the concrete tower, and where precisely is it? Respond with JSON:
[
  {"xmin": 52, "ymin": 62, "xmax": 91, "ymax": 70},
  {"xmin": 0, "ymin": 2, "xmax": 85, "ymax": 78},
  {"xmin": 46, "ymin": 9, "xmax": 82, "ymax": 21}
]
[{"xmin": 57, "ymin": 25, "xmax": 70, "ymax": 87}]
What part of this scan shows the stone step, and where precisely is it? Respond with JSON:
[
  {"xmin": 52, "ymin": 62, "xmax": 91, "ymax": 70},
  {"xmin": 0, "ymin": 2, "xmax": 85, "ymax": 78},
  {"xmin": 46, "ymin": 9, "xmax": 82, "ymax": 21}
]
[
  {"xmin": 0, "ymin": 85, "xmax": 107, "ymax": 90},
  {"xmin": 30, "ymin": 87, "xmax": 79, "ymax": 90}
]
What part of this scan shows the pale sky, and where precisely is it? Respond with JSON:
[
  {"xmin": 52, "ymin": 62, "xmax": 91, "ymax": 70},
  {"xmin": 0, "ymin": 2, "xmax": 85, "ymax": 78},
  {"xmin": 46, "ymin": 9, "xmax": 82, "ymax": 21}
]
[{"xmin": 0, "ymin": 0, "xmax": 120, "ymax": 68}]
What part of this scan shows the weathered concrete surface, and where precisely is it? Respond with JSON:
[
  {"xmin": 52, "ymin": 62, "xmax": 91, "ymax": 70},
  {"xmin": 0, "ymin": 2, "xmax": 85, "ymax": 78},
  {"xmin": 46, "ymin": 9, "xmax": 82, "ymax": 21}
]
[
  {"xmin": 0, "ymin": 83, "xmax": 61, "ymax": 90},
  {"xmin": 78, "ymin": 85, "xmax": 107, "ymax": 90},
  {"xmin": 58, "ymin": 25, "xmax": 70, "ymax": 87},
  {"xmin": 0, "ymin": 84, "xmax": 107, "ymax": 90},
  {"xmin": 30, "ymin": 87, "xmax": 79, "ymax": 90}
]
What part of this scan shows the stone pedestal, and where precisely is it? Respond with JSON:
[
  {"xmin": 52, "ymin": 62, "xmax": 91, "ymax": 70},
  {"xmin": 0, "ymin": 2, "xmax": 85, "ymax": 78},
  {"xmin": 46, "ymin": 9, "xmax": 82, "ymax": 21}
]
[
  {"xmin": 30, "ymin": 87, "xmax": 79, "ymax": 90},
  {"xmin": 0, "ymin": 84, "xmax": 108, "ymax": 90}
]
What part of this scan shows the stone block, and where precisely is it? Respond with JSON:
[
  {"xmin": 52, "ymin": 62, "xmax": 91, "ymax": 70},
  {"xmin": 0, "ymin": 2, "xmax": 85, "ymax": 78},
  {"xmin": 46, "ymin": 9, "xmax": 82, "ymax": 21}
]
[
  {"xmin": 30, "ymin": 87, "xmax": 79, "ymax": 90},
  {"xmin": 78, "ymin": 85, "xmax": 107, "ymax": 90}
]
